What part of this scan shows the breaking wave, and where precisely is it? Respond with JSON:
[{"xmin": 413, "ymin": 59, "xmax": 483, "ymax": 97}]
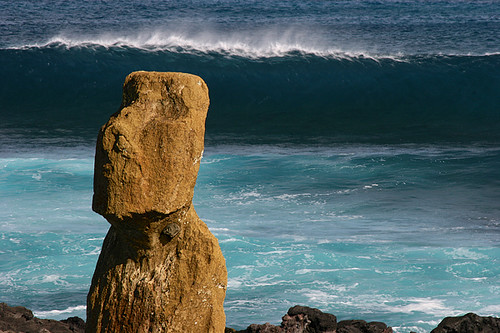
[{"xmin": 1, "ymin": 37, "xmax": 500, "ymax": 145}]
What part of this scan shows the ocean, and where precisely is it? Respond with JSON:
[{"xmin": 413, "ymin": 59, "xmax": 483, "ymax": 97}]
[{"xmin": 0, "ymin": 1, "xmax": 499, "ymax": 332}]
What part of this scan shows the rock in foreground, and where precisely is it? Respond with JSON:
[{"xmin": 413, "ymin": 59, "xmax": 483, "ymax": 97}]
[
  {"xmin": 229, "ymin": 306, "xmax": 500, "ymax": 333},
  {"xmin": 431, "ymin": 312, "xmax": 500, "ymax": 333},
  {"xmin": 231, "ymin": 305, "xmax": 391, "ymax": 333},
  {"xmin": 87, "ymin": 71, "xmax": 227, "ymax": 333},
  {"xmin": 0, "ymin": 303, "xmax": 85, "ymax": 333},
  {"xmin": 2, "ymin": 302, "xmax": 499, "ymax": 333}
]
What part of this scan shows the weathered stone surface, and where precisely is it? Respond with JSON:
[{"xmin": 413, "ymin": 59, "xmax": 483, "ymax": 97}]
[
  {"xmin": 286, "ymin": 305, "xmax": 337, "ymax": 333},
  {"xmin": 92, "ymin": 71, "xmax": 209, "ymax": 221},
  {"xmin": 337, "ymin": 320, "xmax": 392, "ymax": 333},
  {"xmin": 430, "ymin": 313, "xmax": 500, "ymax": 333},
  {"xmin": 87, "ymin": 71, "xmax": 227, "ymax": 333},
  {"xmin": 0, "ymin": 302, "xmax": 85, "ymax": 333}
]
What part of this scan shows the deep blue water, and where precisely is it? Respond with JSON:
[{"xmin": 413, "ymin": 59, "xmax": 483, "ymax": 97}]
[{"xmin": 0, "ymin": 1, "xmax": 499, "ymax": 332}]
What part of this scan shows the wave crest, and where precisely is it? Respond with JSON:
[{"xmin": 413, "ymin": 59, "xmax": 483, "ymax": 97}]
[{"xmin": 11, "ymin": 29, "xmax": 404, "ymax": 60}]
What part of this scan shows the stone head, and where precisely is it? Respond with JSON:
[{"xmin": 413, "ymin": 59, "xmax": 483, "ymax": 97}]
[{"xmin": 92, "ymin": 71, "xmax": 209, "ymax": 222}]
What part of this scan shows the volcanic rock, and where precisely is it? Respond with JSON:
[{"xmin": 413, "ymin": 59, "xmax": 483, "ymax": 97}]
[
  {"xmin": 235, "ymin": 306, "xmax": 337, "ymax": 333},
  {"xmin": 232, "ymin": 305, "xmax": 394, "ymax": 333},
  {"xmin": 0, "ymin": 302, "xmax": 85, "ymax": 333},
  {"xmin": 430, "ymin": 312, "xmax": 500, "ymax": 333},
  {"xmin": 285, "ymin": 305, "xmax": 337, "ymax": 333},
  {"xmin": 87, "ymin": 71, "xmax": 227, "ymax": 333},
  {"xmin": 337, "ymin": 320, "xmax": 392, "ymax": 333}
]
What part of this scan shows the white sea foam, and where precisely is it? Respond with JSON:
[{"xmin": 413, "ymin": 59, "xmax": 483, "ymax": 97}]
[
  {"xmin": 233, "ymin": 265, "xmax": 255, "ymax": 270},
  {"xmin": 382, "ymin": 297, "xmax": 457, "ymax": 316},
  {"xmin": 391, "ymin": 325, "xmax": 428, "ymax": 333},
  {"xmin": 201, "ymin": 156, "xmax": 232, "ymax": 164},
  {"xmin": 466, "ymin": 277, "xmax": 488, "ymax": 281},
  {"xmin": 229, "ymin": 274, "xmax": 294, "ymax": 289},
  {"xmin": 9, "ymin": 238, "xmax": 21, "ymax": 244},
  {"xmin": 356, "ymin": 256, "xmax": 372, "ymax": 259},
  {"xmin": 34, "ymin": 305, "xmax": 86, "ymax": 318},
  {"xmin": 312, "ymin": 281, "xmax": 360, "ymax": 293},
  {"xmin": 394, "ymin": 299, "xmax": 446, "ymax": 313},
  {"xmin": 256, "ymin": 250, "xmax": 289, "ymax": 255},
  {"xmin": 219, "ymin": 237, "xmax": 257, "ymax": 245},
  {"xmin": 0, "ymin": 269, "xmax": 22, "ymax": 287},
  {"xmin": 28, "ymin": 274, "xmax": 70, "ymax": 286},
  {"xmin": 42, "ymin": 275, "xmax": 62, "ymax": 283},
  {"xmin": 208, "ymin": 227, "xmax": 230, "ymax": 232},
  {"xmin": 83, "ymin": 246, "xmax": 102, "ymax": 256},
  {"xmin": 295, "ymin": 268, "xmax": 362, "ymax": 275},
  {"xmin": 274, "ymin": 193, "xmax": 312, "ymax": 200},
  {"xmin": 11, "ymin": 27, "xmax": 406, "ymax": 61},
  {"xmin": 445, "ymin": 248, "xmax": 488, "ymax": 260},
  {"xmin": 300, "ymin": 288, "xmax": 341, "ymax": 305},
  {"xmin": 227, "ymin": 278, "xmax": 243, "ymax": 289},
  {"xmin": 238, "ymin": 190, "xmax": 262, "ymax": 199},
  {"xmin": 219, "ymin": 238, "xmax": 240, "ymax": 243},
  {"xmin": 416, "ymin": 320, "xmax": 441, "ymax": 326},
  {"xmin": 480, "ymin": 304, "xmax": 500, "ymax": 314},
  {"xmin": 13, "ymin": 30, "xmax": 497, "ymax": 60},
  {"xmin": 203, "ymin": 143, "xmax": 500, "ymax": 159}
]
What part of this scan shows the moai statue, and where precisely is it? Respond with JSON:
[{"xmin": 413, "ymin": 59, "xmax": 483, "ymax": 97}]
[{"xmin": 87, "ymin": 71, "xmax": 227, "ymax": 333}]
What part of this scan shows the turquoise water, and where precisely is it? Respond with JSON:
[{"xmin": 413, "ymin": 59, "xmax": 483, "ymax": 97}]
[
  {"xmin": 1, "ymin": 0, "xmax": 500, "ymax": 332},
  {"xmin": 1, "ymin": 145, "xmax": 499, "ymax": 332}
]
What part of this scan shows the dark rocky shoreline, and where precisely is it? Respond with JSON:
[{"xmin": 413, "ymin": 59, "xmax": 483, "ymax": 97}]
[
  {"xmin": 226, "ymin": 306, "xmax": 391, "ymax": 333},
  {"xmin": 0, "ymin": 303, "xmax": 85, "ymax": 333},
  {"xmin": 1, "ymin": 303, "xmax": 499, "ymax": 333},
  {"xmin": 225, "ymin": 305, "xmax": 500, "ymax": 333}
]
